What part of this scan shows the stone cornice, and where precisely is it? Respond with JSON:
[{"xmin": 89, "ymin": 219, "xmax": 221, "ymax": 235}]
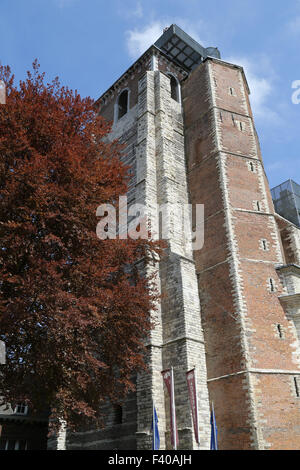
[
  {"xmin": 95, "ymin": 45, "xmax": 189, "ymax": 107},
  {"xmin": 278, "ymin": 292, "xmax": 300, "ymax": 308},
  {"xmin": 276, "ymin": 264, "xmax": 300, "ymax": 274}
]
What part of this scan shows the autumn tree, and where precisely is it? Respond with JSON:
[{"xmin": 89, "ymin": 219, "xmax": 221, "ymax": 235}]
[{"xmin": 0, "ymin": 61, "xmax": 160, "ymax": 431}]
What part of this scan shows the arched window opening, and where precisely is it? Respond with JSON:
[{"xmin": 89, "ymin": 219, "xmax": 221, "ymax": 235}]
[
  {"xmin": 118, "ymin": 90, "xmax": 128, "ymax": 120},
  {"xmin": 113, "ymin": 405, "xmax": 123, "ymax": 425},
  {"xmin": 170, "ymin": 75, "xmax": 178, "ymax": 101},
  {"xmin": 168, "ymin": 74, "xmax": 180, "ymax": 103}
]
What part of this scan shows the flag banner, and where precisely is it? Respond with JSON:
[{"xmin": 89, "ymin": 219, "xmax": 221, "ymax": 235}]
[
  {"xmin": 151, "ymin": 405, "xmax": 160, "ymax": 450},
  {"xmin": 186, "ymin": 369, "xmax": 199, "ymax": 444},
  {"xmin": 161, "ymin": 369, "xmax": 179, "ymax": 449},
  {"xmin": 210, "ymin": 403, "xmax": 218, "ymax": 450}
]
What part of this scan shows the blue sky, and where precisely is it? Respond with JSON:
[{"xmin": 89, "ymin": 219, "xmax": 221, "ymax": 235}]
[{"xmin": 0, "ymin": 0, "xmax": 299, "ymax": 188}]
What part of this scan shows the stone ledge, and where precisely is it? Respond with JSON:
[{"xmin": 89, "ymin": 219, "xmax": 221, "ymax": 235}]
[
  {"xmin": 279, "ymin": 292, "xmax": 300, "ymax": 308},
  {"xmin": 276, "ymin": 264, "xmax": 300, "ymax": 274}
]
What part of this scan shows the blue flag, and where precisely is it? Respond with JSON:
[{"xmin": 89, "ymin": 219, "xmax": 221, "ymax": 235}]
[
  {"xmin": 151, "ymin": 405, "xmax": 160, "ymax": 450},
  {"xmin": 210, "ymin": 404, "xmax": 218, "ymax": 450}
]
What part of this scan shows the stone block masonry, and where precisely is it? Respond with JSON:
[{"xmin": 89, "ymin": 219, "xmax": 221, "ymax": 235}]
[
  {"xmin": 58, "ymin": 40, "xmax": 300, "ymax": 450},
  {"xmin": 134, "ymin": 68, "xmax": 211, "ymax": 450}
]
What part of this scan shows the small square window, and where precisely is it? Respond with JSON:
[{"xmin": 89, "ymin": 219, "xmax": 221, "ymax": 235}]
[{"xmin": 14, "ymin": 403, "xmax": 28, "ymax": 415}]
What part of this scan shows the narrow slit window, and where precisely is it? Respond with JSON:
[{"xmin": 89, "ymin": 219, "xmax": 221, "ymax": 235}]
[
  {"xmin": 113, "ymin": 405, "xmax": 123, "ymax": 425},
  {"xmin": 169, "ymin": 75, "xmax": 179, "ymax": 102},
  {"xmin": 277, "ymin": 324, "xmax": 283, "ymax": 338},
  {"xmin": 250, "ymin": 162, "xmax": 254, "ymax": 172},
  {"xmin": 269, "ymin": 278, "xmax": 275, "ymax": 292},
  {"xmin": 257, "ymin": 201, "xmax": 261, "ymax": 211},
  {"xmin": 294, "ymin": 377, "xmax": 300, "ymax": 397},
  {"xmin": 262, "ymin": 240, "xmax": 267, "ymax": 251},
  {"xmin": 118, "ymin": 90, "xmax": 128, "ymax": 120}
]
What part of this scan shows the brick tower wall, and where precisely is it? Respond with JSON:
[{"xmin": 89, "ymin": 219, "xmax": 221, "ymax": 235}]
[
  {"xmin": 183, "ymin": 58, "xmax": 300, "ymax": 450},
  {"xmin": 57, "ymin": 48, "xmax": 300, "ymax": 451}
]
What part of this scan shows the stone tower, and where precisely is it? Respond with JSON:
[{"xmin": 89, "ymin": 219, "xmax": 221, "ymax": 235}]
[{"xmin": 62, "ymin": 25, "xmax": 300, "ymax": 450}]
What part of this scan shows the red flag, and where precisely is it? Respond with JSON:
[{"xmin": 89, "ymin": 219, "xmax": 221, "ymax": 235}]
[
  {"xmin": 186, "ymin": 369, "xmax": 200, "ymax": 444},
  {"xmin": 161, "ymin": 368, "xmax": 179, "ymax": 449}
]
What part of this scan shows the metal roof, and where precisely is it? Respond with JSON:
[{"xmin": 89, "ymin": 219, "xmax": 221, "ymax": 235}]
[
  {"xmin": 271, "ymin": 179, "xmax": 300, "ymax": 227},
  {"xmin": 154, "ymin": 24, "xmax": 221, "ymax": 71}
]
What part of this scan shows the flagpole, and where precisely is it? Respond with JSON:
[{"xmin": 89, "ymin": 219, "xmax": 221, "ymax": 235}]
[
  {"xmin": 152, "ymin": 400, "xmax": 155, "ymax": 450},
  {"xmin": 194, "ymin": 366, "xmax": 200, "ymax": 449},
  {"xmin": 171, "ymin": 366, "xmax": 177, "ymax": 450},
  {"xmin": 212, "ymin": 401, "xmax": 217, "ymax": 450}
]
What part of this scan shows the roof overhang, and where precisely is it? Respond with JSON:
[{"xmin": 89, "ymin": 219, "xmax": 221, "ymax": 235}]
[
  {"xmin": 276, "ymin": 264, "xmax": 300, "ymax": 275},
  {"xmin": 95, "ymin": 44, "xmax": 189, "ymax": 106},
  {"xmin": 154, "ymin": 24, "xmax": 221, "ymax": 71},
  {"xmin": 278, "ymin": 292, "xmax": 300, "ymax": 311}
]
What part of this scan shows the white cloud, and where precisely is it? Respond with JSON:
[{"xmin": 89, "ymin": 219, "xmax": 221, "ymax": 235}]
[
  {"xmin": 126, "ymin": 22, "xmax": 164, "ymax": 58},
  {"xmin": 125, "ymin": 23, "xmax": 280, "ymax": 125},
  {"xmin": 118, "ymin": 1, "xmax": 143, "ymax": 20},
  {"xmin": 132, "ymin": 1, "xmax": 143, "ymax": 19},
  {"xmin": 125, "ymin": 19, "xmax": 204, "ymax": 59},
  {"xmin": 226, "ymin": 56, "xmax": 280, "ymax": 124},
  {"xmin": 287, "ymin": 16, "xmax": 300, "ymax": 34}
]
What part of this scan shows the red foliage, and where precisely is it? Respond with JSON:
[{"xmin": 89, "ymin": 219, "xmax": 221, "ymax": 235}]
[{"xmin": 0, "ymin": 61, "xmax": 161, "ymax": 431}]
